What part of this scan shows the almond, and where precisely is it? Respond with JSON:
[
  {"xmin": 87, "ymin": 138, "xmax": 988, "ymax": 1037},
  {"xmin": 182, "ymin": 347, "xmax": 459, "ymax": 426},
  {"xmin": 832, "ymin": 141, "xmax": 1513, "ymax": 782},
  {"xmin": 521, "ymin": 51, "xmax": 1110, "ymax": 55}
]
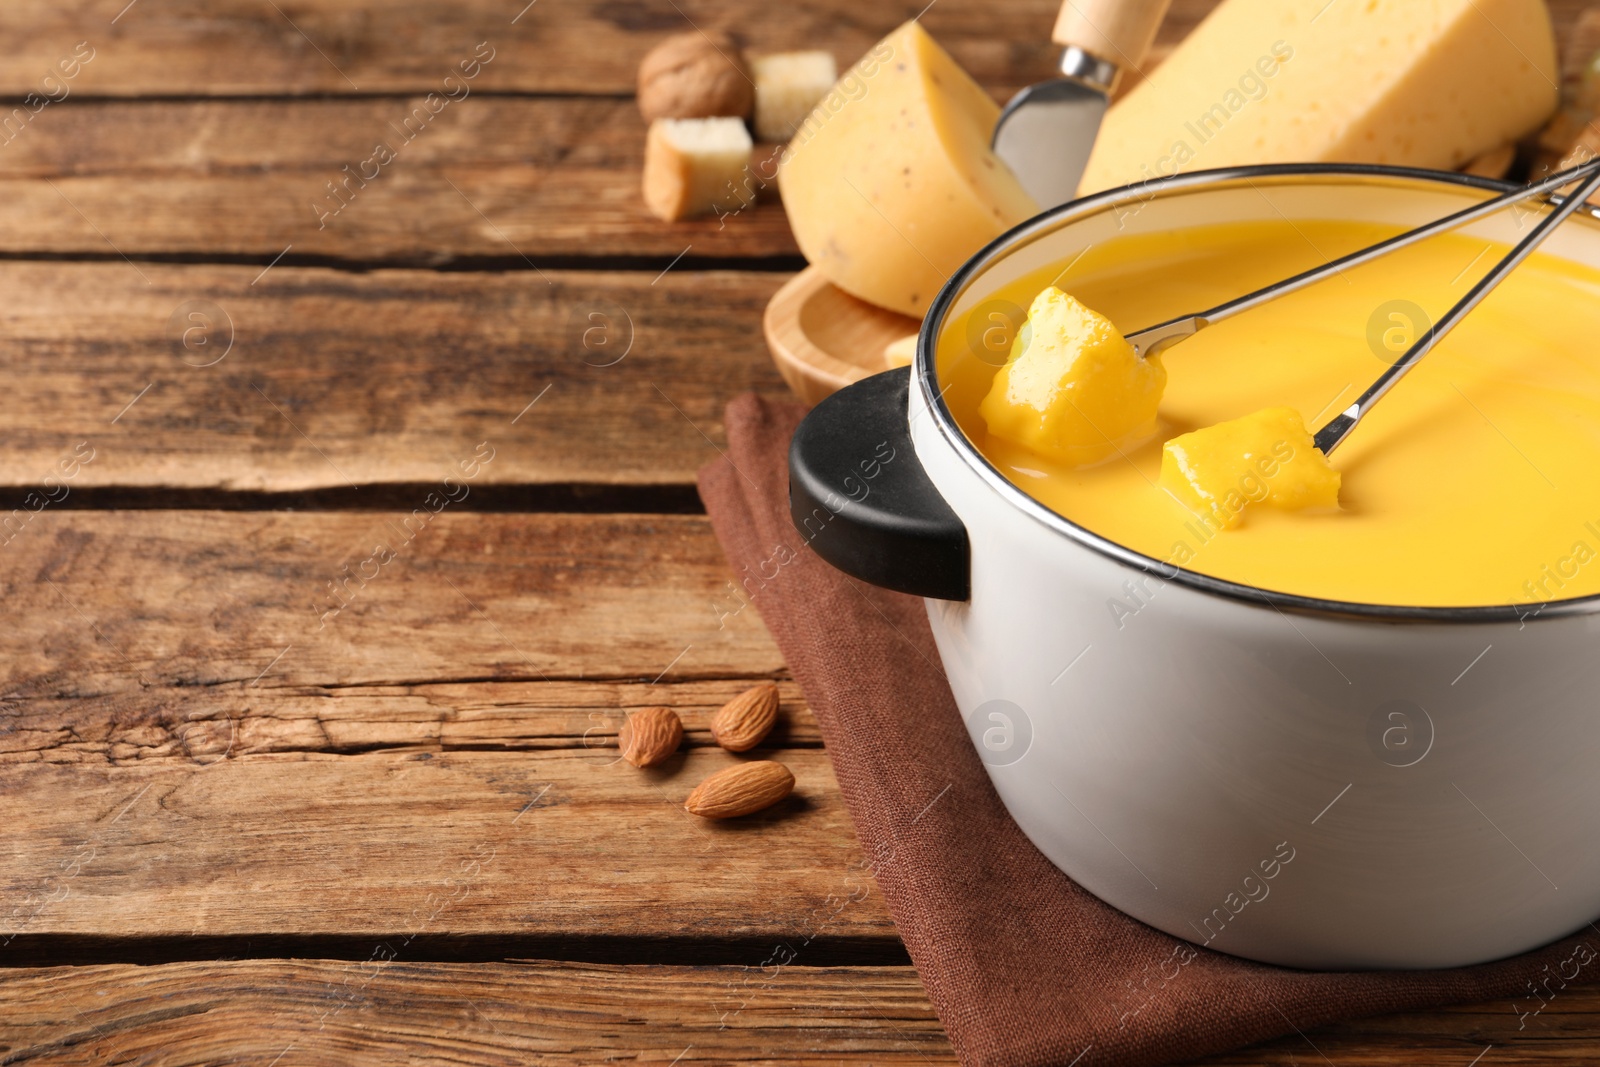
[
  {"xmin": 618, "ymin": 706, "xmax": 683, "ymax": 768},
  {"xmin": 709, "ymin": 683, "xmax": 779, "ymax": 752},
  {"xmin": 685, "ymin": 760, "xmax": 794, "ymax": 819}
]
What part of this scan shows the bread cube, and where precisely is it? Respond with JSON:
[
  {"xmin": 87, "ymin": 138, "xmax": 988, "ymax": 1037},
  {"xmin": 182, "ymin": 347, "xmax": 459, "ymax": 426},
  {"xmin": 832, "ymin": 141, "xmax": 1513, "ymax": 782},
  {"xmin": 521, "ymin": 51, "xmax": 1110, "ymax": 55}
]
[
  {"xmin": 642, "ymin": 117, "xmax": 754, "ymax": 222},
  {"xmin": 751, "ymin": 51, "xmax": 837, "ymax": 142}
]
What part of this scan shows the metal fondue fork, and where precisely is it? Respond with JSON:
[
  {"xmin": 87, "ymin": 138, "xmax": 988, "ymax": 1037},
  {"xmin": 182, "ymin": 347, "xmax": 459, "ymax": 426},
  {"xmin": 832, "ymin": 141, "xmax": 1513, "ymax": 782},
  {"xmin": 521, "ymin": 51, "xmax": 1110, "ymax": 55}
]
[
  {"xmin": 1122, "ymin": 157, "xmax": 1600, "ymax": 454},
  {"xmin": 1313, "ymin": 163, "xmax": 1600, "ymax": 453}
]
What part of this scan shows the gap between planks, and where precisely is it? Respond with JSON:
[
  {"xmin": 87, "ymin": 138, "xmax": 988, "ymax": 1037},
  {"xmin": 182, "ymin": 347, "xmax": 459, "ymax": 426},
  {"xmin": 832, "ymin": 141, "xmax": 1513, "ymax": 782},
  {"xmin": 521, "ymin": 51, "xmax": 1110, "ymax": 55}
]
[
  {"xmin": 0, "ymin": 250, "xmax": 809, "ymax": 274},
  {"xmin": 0, "ymin": 935, "xmax": 912, "ymax": 970},
  {"xmin": 7, "ymin": 483, "xmax": 709, "ymax": 514}
]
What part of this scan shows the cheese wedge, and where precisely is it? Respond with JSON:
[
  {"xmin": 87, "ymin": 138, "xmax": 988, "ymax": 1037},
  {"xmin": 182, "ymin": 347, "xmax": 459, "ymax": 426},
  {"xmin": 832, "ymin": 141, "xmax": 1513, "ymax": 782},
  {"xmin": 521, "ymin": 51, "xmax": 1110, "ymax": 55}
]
[
  {"xmin": 1080, "ymin": 0, "xmax": 1558, "ymax": 195},
  {"xmin": 778, "ymin": 21, "xmax": 1038, "ymax": 317}
]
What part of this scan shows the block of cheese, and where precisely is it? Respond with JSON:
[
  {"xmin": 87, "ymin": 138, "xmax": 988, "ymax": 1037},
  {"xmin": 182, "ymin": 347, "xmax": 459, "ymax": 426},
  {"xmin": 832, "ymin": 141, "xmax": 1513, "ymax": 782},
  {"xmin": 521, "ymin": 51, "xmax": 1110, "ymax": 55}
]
[
  {"xmin": 752, "ymin": 51, "xmax": 838, "ymax": 142},
  {"xmin": 778, "ymin": 21, "xmax": 1037, "ymax": 318},
  {"xmin": 642, "ymin": 117, "xmax": 753, "ymax": 222},
  {"xmin": 1080, "ymin": 0, "xmax": 1558, "ymax": 195}
]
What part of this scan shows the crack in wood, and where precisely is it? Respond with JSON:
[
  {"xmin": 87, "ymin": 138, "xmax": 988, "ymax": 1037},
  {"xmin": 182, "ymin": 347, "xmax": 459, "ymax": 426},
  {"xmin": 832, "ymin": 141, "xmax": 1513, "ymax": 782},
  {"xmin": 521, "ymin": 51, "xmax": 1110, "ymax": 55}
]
[
  {"xmin": 0, "ymin": 249, "xmax": 808, "ymax": 275},
  {"xmin": 0, "ymin": 935, "xmax": 913, "ymax": 970}
]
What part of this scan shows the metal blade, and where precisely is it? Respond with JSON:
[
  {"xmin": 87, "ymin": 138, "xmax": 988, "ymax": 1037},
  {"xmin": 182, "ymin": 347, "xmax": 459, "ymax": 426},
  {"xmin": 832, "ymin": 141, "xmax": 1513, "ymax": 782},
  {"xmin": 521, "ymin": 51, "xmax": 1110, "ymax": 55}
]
[{"xmin": 992, "ymin": 79, "xmax": 1109, "ymax": 210}]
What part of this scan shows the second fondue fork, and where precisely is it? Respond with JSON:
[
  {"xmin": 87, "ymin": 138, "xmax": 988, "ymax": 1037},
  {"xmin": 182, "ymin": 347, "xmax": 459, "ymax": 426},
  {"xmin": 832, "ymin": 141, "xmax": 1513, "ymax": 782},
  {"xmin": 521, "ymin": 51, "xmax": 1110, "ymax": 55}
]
[
  {"xmin": 1124, "ymin": 157, "xmax": 1600, "ymax": 364},
  {"xmin": 1311, "ymin": 161, "xmax": 1600, "ymax": 453}
]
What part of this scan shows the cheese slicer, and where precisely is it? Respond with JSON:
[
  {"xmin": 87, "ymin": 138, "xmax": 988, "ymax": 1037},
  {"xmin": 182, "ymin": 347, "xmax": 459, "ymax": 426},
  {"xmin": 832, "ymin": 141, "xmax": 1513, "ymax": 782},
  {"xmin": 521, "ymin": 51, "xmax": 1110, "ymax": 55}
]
[
  {"xmin": 993, "ymin": 0, "xmax": 1174, "ymax": 207},
  {"xmin": 1114, "ymin": 156, "xmax": 1600, "ymax": 452}
]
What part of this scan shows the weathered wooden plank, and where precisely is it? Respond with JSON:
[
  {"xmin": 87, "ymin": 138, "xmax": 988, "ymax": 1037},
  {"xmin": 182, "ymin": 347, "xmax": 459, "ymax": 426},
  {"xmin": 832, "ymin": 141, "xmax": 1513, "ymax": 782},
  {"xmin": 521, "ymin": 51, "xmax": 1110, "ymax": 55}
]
[
  {"xmin": 1198, "ymin": 989, "xmax": 1600, "ymax": 1065},
  {"xmin": 0, "ymin": 99, "xmax": 796, "ymax": 261},
  {"xmin": 0, "ymin": 0, "xmax": 1223, "ymax": 99},
  {"xmin": 10, "ymin": 0, "xmax": 1587, "ymax": 102},
  {"xmin": 0, "ymin": 66, "xmax": 1158, "ymax": 265},
  {"xmin": 0, "ymin": 512, "xmax": 889, "ymax": 944},
  {"xmin": 0, "ymin": 263, "xmax": 787, "ymax": 492},
  {"xmin": 0, "ymin": 748, "xmax": 894, "ymax": 944},
  {"xmin": 0, "ymin": 959, "xmax": 1598, "ymax": 1065},
  {"xmin": 0, "ymin": 680, "xmax": 822, "ymax": 765},
  {"xmin": 0, "ymin": 512, "xmax": 780, "ymax": 690},
  {"xmin": 0, "ymin": 960, "xmax": 953, "ymax": 1064}
]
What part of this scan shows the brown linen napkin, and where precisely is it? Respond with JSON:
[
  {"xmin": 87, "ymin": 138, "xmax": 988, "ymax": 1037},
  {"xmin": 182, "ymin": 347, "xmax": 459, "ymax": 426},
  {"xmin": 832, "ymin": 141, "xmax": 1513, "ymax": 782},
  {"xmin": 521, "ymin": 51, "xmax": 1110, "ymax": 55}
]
[{"xmin": 697, "ymin": 391, "xmax": 1599, "ymax": 1067}]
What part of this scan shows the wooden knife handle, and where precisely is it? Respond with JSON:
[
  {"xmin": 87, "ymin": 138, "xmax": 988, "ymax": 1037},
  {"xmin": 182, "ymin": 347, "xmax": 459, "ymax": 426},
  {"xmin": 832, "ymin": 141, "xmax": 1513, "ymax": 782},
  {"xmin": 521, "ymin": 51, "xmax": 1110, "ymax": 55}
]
[{"xmin": 1052, "ymin": 0, "xmax": 1172, "ymax": 69}]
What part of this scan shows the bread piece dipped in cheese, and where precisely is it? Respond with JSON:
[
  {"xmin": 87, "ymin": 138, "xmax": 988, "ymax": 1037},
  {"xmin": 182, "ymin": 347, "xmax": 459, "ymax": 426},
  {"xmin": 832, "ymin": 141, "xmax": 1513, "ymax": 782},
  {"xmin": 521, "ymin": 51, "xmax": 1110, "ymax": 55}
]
[
  {"xmin": 1160, "ymin": 407, "xmax": 1341, "ymax": 529},
  {"xmin": 1080, "ymin": 0, "xmax": 1558, "ymax": 195},
  {"xmin": 980, "ymin": 287, "xmax": 1166, "ymax": 468}
]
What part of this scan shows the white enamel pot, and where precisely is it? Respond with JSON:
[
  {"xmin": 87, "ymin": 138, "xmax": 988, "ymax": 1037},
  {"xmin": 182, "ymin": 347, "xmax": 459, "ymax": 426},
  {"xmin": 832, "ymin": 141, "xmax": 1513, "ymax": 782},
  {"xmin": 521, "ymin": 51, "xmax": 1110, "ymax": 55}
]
[{"xmin": 788, "ymin": 164, "xmax": 1600, "ymax": 970}]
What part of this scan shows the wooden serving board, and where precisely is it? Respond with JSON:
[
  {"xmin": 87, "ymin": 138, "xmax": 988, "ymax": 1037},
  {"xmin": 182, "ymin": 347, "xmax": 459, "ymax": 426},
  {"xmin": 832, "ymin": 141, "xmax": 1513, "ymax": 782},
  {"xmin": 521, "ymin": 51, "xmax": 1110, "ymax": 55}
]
[{"xmin": 763, "ymin": 265, "xmax": 921, "ymax": 406}]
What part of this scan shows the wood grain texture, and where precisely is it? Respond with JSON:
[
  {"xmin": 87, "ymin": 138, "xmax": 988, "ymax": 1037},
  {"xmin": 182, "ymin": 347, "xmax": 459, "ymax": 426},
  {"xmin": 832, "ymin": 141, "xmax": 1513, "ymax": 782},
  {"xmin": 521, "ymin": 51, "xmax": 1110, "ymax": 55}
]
[
  {"xmin": 0, "ymin": 511, "xmax": 782, "ymax": 693},
  {"xmin": 0, "ymin": 960, "xmax": 1598, "ymax": 1065},
  {"xmin": 0, "ymin": 511, "xmax": 900, "ymax": 944},
  {"xmin": 4, "ymin": 0, "xmax": 1579, "ymax": 102},
  {"xmin": 0, "ymin": 0, "xmax": 1225, "ymax": 99},
  {"xmin": 0, "ymin": 748, "xmax": 892, "ymax": 944},
  {"xmin": 0, "ymin": 680, "xmax": 822, "ymax": 765},
  {"xmin": 1197, "ymin": 987, "xmax": 1600, "ymax": 1065},
  {"xmin": 0, "ymin": 960, "xmax": 953, "ymax": 1065},
  {"xmin": 0, "ymin": 263, "xmax": 787, "ymax": 492},
  {"xmin": 0, "ymin": 99, "xmax": 797, "ymax": 261}
]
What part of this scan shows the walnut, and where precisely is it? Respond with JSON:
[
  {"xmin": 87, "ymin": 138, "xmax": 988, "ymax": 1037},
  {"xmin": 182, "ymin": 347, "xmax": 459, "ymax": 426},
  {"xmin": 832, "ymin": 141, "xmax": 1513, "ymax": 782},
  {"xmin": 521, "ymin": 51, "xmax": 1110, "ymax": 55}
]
[{"xmin": 637, "ymin": 31, "xmax": 753, "ymax": 123}]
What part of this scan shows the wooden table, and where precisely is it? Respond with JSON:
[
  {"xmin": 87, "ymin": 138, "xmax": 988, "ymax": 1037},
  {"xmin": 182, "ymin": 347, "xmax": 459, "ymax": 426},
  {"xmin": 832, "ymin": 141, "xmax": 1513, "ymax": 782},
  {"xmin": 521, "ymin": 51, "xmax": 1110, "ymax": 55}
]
[{"xmin": 1, "ymin": 1, "xmax": 1597, "ymax": 1062}]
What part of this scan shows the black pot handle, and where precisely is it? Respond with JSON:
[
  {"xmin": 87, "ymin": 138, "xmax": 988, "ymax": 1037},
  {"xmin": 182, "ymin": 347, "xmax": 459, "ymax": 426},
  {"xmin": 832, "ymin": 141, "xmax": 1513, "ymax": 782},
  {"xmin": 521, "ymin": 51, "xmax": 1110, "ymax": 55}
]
[{"xmin": 787, "ymin": 367, "xmax": 970, "ymax": 601}]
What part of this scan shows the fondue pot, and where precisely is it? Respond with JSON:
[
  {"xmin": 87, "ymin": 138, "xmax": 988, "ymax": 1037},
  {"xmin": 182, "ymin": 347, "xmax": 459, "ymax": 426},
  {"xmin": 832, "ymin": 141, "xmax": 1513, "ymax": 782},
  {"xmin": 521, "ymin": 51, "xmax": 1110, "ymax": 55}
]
[{"xmin": 788, "ymin": 164, "xmax": 1600, "ymax": 970}]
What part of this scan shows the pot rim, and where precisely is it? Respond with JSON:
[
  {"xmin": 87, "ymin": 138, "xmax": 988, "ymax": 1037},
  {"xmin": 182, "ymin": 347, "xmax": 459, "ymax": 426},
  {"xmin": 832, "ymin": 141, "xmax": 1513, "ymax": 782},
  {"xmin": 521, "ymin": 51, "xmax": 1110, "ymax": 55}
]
[{"xmin": 917, "ymin": 162, "xmax": 1600, "ymax": 624}]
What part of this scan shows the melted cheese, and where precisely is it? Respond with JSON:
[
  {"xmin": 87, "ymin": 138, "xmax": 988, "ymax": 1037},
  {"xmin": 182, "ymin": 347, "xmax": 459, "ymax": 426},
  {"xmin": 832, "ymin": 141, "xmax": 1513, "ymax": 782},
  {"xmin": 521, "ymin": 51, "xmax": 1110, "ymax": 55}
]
[{"xmin": 939, "ymin": 219, "xmax": 1600, "ymax": 608}]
